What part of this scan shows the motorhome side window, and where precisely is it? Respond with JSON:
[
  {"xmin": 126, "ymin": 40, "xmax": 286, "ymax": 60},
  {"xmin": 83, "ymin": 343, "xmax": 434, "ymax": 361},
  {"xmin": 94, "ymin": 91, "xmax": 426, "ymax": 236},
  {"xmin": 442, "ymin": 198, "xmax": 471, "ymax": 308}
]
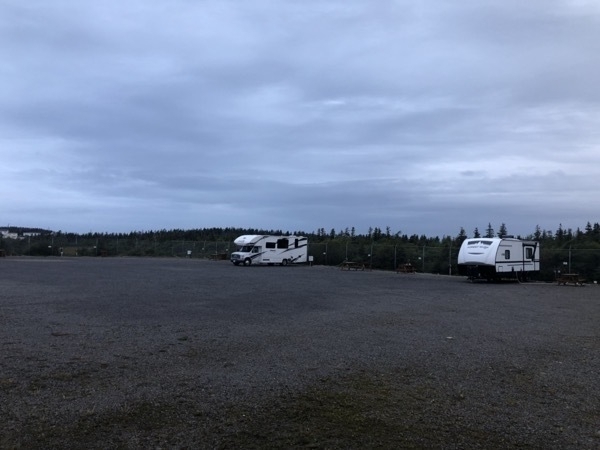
[
  {"xmin": 276, "ymin": 239, "xmax": 289, "ymax": 249},
  {"xmin": 526, "ymin": 248, "xmax": 533, "ymax": 259},
  {"xmin": 504, "ymin": 250, "xmax": 510, "ymax": 259},
  {"xmin": 266, "ymin": 242, "xmax": 276, "ymax": 249}
]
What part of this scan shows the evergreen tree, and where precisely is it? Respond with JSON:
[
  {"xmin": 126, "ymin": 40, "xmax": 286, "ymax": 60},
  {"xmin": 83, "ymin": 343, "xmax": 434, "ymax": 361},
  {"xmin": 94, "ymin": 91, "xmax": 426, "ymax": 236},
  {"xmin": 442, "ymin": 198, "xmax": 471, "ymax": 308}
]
[
  {"xmin": 565, "ymin": 228, "xmax": 573, "ymax": 241},
  {"xmin": 373, "ymin": 227, "xmax": 382, "ymax": 241},
  {"xmin": 485, "ymin": 223, "xmax": 494, "ymax": 238},
  {"xmin": 555, "ymin": 224, "xmax": 564, "ymax": 241},
  {"xmin": 497, "ymin": 223, "xmax": 507, "ymax": 237},
  {"xmin": 456, "ymin": 227, "xmax": 467, "ymax": 245},
  {"xmin": 473, "ymin": 227, "xmax": 481, "ymax": 238}
]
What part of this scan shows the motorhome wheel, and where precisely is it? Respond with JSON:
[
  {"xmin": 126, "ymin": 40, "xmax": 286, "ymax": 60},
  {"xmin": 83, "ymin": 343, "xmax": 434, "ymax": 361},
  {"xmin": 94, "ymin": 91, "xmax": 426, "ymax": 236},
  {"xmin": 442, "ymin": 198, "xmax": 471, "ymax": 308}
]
[
  {"xmin": 281, "ymin": 259, "xmax": 288, "ymax": 266},
  {"xmin": 244, "ymin": 258, "xmax": 252, "ymax": 266}
]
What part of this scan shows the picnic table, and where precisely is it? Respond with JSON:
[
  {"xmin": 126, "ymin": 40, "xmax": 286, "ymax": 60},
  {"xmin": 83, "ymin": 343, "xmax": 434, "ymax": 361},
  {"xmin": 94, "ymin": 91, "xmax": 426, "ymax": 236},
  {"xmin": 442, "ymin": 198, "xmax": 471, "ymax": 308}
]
[
  {"xmin": 396, "ymin": 263, "xmax": 415, "ymax": 273},
  {"xmin": 556, "ymin": 273, "xmax": 584, "ymax": 286},
  {"xmin": 340, "ymin": 261, "xmax": 367, "ymax": 271}
]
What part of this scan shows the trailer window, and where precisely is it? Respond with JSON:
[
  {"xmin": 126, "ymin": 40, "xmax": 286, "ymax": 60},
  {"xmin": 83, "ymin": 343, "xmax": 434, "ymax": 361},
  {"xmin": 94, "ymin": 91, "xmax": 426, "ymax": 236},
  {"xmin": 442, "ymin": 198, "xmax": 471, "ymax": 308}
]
[
  {"xmin": 467, "ymin": 240, "xmax": 493, "ymax": 245},
  {"xmin": 526, "ymin": 247, "xmax": 534, "ymax": 259},
  {"xmin": 266, "ymin": 242, "xmax": 276, "ymax": 249},
  {"xmin": 504, "ymin": 250, "xmax": 510, "ymax": 259},
  {"xmin": 276, "ymin": 239, "xmax": 289, "ymax": 249}
]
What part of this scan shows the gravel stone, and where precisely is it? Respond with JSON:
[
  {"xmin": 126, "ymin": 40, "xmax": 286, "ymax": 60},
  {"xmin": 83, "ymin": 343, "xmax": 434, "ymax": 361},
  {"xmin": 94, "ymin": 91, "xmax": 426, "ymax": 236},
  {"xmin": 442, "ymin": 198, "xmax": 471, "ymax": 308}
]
[{"xmin": 1, "ymin": 257, "xmax": 599, "ymax": 449}]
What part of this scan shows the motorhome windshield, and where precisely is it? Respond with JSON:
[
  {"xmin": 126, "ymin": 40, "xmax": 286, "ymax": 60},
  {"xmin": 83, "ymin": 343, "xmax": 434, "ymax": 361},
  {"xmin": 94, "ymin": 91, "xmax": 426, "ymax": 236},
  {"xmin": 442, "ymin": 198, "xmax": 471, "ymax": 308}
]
[{"xmin": 238, "ymin": 245, "xmax": 254, "ymax": 252}]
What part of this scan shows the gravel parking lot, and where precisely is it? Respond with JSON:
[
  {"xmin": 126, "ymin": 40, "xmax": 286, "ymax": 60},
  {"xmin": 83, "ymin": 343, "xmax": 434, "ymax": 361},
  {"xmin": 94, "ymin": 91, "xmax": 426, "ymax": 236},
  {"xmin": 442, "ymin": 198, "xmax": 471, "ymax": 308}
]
[{"xmin": 1, "ymin": 257, "xmax": 599, "ymax": 449}]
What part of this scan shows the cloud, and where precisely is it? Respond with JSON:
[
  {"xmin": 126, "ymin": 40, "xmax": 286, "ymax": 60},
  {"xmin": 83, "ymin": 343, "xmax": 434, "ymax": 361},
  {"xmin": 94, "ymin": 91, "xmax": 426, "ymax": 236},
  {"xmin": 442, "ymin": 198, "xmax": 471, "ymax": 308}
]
[{"xmin": 1, "ymin": 0, "xmax": 599, "ymax": 236}]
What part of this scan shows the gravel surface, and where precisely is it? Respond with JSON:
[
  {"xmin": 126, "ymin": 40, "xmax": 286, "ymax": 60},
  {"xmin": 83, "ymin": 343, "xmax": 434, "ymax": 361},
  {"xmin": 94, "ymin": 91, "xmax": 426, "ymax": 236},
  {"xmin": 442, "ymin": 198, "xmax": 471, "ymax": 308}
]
[{"xmin": 1, "ymin": 257, "xmax": 599, "ymax": 449}]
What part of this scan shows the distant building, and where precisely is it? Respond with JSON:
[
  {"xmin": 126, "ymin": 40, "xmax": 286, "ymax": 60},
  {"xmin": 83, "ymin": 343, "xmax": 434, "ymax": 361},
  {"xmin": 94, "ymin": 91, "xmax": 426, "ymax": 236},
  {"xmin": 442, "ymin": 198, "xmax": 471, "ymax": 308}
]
[
  {"xmin": 0, "ymin": 230, "xmax": 20, "ymax": 239},
  {"xmin": 0, "ymin": 230, "xmax": 41, "ymax": 240}
]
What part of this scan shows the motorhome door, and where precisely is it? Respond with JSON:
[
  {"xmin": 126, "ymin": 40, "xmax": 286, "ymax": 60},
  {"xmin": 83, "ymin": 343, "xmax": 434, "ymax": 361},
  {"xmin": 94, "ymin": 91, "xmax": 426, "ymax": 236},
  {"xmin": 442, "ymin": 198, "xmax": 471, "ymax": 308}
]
[{"xmin": 252, "ymin": 246, "xmax": 262, "ymax": 262}]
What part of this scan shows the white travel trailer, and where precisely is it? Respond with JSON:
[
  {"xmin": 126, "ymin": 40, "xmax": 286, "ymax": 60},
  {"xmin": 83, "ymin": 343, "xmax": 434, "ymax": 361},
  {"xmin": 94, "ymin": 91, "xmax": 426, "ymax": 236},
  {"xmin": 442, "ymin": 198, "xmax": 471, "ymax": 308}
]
[
  {"xmin": 457, "ymin": 237, "xmax": 540, "ymax": 281},
  {"xmin": 230, "ymin": 235, "xmax": 308, "ymax": 266}
]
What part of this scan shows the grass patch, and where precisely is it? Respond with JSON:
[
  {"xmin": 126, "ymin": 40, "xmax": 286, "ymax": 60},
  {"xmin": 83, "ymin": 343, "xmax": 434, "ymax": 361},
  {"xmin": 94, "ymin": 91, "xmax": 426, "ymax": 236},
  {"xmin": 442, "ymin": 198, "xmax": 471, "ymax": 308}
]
[{"xmin": 6, "ymin": 368, "xmax": 582, "ymax": 449}]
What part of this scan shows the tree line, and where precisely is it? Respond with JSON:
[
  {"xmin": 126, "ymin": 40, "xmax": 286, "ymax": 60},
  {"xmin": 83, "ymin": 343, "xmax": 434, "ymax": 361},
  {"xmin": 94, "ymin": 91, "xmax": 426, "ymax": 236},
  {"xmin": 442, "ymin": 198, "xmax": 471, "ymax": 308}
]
[
  {"xmin": 2, "ymin": 221, "xmax": 600, "ymax": 281},
  {"xmin": 3, "ymin": 221, "xmax": 599, "ymax": 244}
]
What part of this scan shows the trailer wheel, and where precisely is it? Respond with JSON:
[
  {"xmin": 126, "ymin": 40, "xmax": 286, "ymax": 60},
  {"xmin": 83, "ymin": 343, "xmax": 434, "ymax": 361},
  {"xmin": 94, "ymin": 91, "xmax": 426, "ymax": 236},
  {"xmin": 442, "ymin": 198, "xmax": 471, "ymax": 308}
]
[
  {"xmin": 244, "ymin": 258, "xmax": 252, "ymax": 266},
  {"xmin": 281, "ymin": 259, "xmax": 288, "ymax": 266}
]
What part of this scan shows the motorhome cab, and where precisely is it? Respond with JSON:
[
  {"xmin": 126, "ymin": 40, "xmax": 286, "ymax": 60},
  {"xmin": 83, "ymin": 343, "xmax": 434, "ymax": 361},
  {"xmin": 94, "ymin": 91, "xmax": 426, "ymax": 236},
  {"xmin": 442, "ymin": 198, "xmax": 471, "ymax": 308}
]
[
  {"xmin": 230, "ymin": 235, "xmax": 308, "ymax": 266},
  {"xmin": 457, "ymin": 237, "xmax": 540, "ymax": 281}
]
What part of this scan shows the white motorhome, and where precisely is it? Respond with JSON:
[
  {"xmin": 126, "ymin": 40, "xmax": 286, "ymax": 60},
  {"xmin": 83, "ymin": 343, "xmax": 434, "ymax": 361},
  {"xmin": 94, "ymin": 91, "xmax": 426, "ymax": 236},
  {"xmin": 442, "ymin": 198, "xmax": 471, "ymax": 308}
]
[
  {"xmin": 230, "ymin": 235, "xmax": 308, "ymax": 266},
  {"xmin": 457, "ymin": 237, "xmax": 540, "ymax": 281}
]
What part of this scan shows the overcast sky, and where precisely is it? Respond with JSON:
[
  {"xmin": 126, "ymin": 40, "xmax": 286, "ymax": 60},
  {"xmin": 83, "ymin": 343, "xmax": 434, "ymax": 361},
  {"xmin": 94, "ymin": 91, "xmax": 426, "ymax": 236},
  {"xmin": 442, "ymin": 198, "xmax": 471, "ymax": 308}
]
[{"xmin": 2, "ymin": 1, "xmax": 599, "ymax": 237}]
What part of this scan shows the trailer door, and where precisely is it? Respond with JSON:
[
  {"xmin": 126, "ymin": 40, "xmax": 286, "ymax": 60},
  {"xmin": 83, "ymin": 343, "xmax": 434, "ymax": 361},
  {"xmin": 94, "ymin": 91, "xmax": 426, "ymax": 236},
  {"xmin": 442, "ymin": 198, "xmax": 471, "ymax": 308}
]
[{"xmin": 523, "ymin": 243, "xmax": 539, "ymax": 271}]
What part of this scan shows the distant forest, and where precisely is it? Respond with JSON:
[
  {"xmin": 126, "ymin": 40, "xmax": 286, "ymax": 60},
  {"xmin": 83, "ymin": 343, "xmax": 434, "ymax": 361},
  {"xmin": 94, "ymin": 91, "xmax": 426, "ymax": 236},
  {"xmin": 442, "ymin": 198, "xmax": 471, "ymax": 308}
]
[{"xmin": 2, "ymin": 221, "xmax": 600, "ymax": 282}]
